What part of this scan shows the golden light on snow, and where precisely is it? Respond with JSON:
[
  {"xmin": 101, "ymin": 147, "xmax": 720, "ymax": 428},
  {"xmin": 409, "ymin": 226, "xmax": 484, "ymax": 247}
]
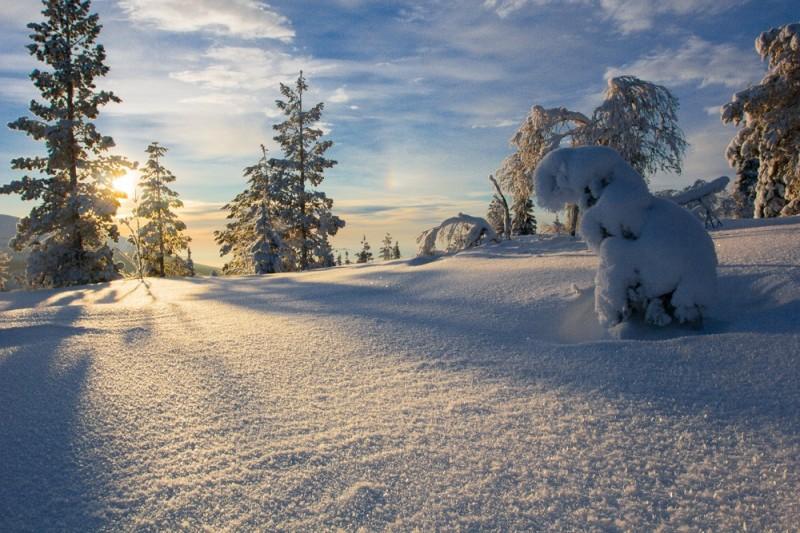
[{"xmin": 113, "ymin": 169, "xmax": 139, "ymax": 200}]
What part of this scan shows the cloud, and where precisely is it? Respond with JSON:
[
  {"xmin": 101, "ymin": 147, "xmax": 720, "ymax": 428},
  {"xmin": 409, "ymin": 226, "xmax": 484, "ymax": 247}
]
[
  {"xmin": 484, "ymin": 0, "xmax": 747, "ymax": 33},
  {"xmin": 118, "ymin": 0, "xmax": 294, "ymax": 41},
  {"xmin": 606, "ymin": 36, "xmax": 764, "ymax": 89}
]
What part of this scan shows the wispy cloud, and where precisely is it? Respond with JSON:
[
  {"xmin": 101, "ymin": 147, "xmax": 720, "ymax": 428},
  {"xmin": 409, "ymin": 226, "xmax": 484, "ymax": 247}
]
[
  {"xmin": 485, "ymin": 0, "xmax": 748, "ymax": 33},
  {"xmin": 118, "ymin": 0, "xmax": 294, "ymax": 41},
  {"xmin": 606, "ymin": 36, "xmax": 764, "ymax": 88}
]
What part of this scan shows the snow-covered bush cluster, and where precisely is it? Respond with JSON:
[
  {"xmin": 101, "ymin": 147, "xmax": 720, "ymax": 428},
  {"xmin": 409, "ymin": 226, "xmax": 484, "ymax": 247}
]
[
  {"xmin": 656, "ymin": 176, "xmax": 731, "ymax": 229},
  {"xmin": 534, "ymin": 146, "xmax": 718, "ymax": 328},
  {"xmin": 416, "ymin": 213, "xmax": 498, "ymax": 256}
]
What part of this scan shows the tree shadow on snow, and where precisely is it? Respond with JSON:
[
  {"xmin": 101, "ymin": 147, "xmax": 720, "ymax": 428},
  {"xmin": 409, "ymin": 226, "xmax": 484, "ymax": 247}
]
[{"xmin": 0, "ymin": 305, "xmax": 107, "ymax": 531}]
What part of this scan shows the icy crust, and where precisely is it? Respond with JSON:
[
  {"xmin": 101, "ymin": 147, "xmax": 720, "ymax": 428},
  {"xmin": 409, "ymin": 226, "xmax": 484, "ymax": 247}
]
[
  {"xmin": 534, "ymin": 146, "xmax": 718, "ymax": 327},
  {"xmin": 416, "ymin": 213, "xmax": 498, "ymax": 256}
]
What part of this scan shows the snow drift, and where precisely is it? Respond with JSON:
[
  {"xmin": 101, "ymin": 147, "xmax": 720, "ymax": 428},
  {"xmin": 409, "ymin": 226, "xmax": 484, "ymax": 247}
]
[{"xmin": 534, "ymin": 146, "xmax": 718, "ymax": 327}]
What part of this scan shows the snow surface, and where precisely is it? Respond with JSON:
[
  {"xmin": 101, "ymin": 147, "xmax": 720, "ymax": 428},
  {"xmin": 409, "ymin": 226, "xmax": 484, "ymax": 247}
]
[{"xmin": 1, "ymin": 219, "xmax": 799, "ymax": 530}]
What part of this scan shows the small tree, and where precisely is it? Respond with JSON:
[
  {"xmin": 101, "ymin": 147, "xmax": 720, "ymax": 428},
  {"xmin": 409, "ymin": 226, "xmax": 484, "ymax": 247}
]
[
  {"xmin": 488, "ymin": 174, "xmax": 511, "ymax": 240},
  {"xmin": 731, "ymin": 159, "xmax": 759, "ymax": 218},
  {"xmin": 379, "ymin": 233, "xmax": 394, "ymax": 260},
  {"xmin": 136, "ymin": 142, "xmax": 189, "ymax": 277},
  {"xmin": 1, "ymin": 0, "xmax": 133, "ymax": 287},
  {"xmin": 272, "ymin": 71, "xmax": 344, "ymax": 269},
  {"xmin": 722, "ymin": 23, "xmax": 800, "ymax": 217},
  {"xmin": 512, "ymin": 198, "xmax": 537, "ymax": 235},
  {"xmin": 186, "ymin": 247, "xmax": 195, "ymax": 277},
  {"xmin": 392, "ymin": 241, "xmax": 401, "ymax": 259},
  {"xmin": 344, "ymin": 250, "xmax": 351, "ymax": 265},
  {"xmin": 356, "ymin": 235, "xmax": 373, "ymax": 263},
  {"xmin": 0, "ymin": 252, "xmax": 10, "ymax": 290}
]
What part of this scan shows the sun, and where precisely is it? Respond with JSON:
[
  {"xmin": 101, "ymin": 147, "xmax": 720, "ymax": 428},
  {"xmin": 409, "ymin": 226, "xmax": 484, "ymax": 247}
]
[{"xmin": 113, "ymin": 169, "xmax": 139, "ymax": 200}]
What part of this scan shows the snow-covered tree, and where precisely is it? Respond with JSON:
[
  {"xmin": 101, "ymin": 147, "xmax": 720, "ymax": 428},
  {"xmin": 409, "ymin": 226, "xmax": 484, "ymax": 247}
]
[
  {"xmin": 417, "ymin": 213, "xmax": 498, "ymax": 256},
  {"xmin": 722, "ymin": 23, "xmax": 800, "ymax": 217},
  {"xmin": 0, "ymin": 252, "xmax": 10, "ymax": 291},
  {"xmin": 512, "ymin": 198, "xmax": 537, "ymax": 235},
  {"xmin": 135, "ymin": 142, "xmax": 189, "ymax": 277},
  {"xmin": 379, "ymin": 233, "xmax": 394, "ymax": 260},
  {"xmin": 731, "ymin": 159, "xmax": 759, "ymax": 218},
  {"xmin": 273, "ymin": 71, "xmax": 344, "ymax": 270},
  {"xmin": 356, "ymin": 236, "xmax": 373, "ymax": 263},
  {"xmin": 0, "ymin": 0, "xmax": 133, "ymax": 287},
  {"xmin": 336, "ymin": 252, "xmax": 342, "ymax": 266},
  {"xmin": 392, "ymin": 241, "xmax": 401, "ymax": 260},
  {"xmin": 185, "ymin": 247, "xmax": 195, "ymax": 277},
  {"xmin": 488, "ymin": 174, "xmax": 511, "ymax": 240},
  {"xmin": 216, "ymin": 146, "xmax": 288, "ymax": 275},
  {"xmin": 486, "ymin": 197, "xmax": 506, "ymax": 236},
  {"xmin": 344, "ymin": 250, "xmax": 351, "ymax": 265},
  {"xmin": 534, "ymin": 146, "xmax": 717, "ymax": 328}
]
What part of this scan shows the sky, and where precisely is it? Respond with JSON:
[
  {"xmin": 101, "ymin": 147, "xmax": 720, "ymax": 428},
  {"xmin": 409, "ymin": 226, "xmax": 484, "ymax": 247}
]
[{"xmin": 0, "ymin": 0, "xmax": 796, "ymax": 266}]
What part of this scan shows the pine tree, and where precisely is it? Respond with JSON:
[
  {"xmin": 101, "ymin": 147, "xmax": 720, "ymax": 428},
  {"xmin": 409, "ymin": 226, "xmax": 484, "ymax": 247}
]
[
  {"xmin": 356, "ymin": 235, "xmax": 373, "ymax": 263},
  {"xmin": 512, "ymin": 197, "xmax": 537, "ymax": 235},
  {"xmin": 344, "ymin": 251, "xmax": 351, "ymax": 265},
  {"xmin": 216, "ymin": 145, "xmax": 289, "ymax": 275},
  {"xmin": 723, "ymin": 23, "xmax": 800, "ymax": 217},
  {"xmin": 273, "ymin": 71, "xmax": 344, "ymax": 270},
  {"xmin": 379, "ymin": 233, "xmax": 394, "ymax": 260},
  {"xmin": 392, "ymin": 241, "xmax": 401, "ymax": 260},
  {"xmin": 135, "ymin": 142, "xmax": 189, "ymax": 277},
  {"xmin": 336, "ymin": 252, "xmax": 342, "ymax": 266},
  {"xmin": 732, "ymin": 159, "xmax": 759, "ymax": 218},
  {"xmin": 0, "ymin": 252, "xmax": 10, "ymax": 290},
  {"xmin": 0, "ymin": 0, "xmax": 132, "ymax": 287},
  {"xmin": 186, "ymin": 247, "xmax": 195, "ymax": 277}
]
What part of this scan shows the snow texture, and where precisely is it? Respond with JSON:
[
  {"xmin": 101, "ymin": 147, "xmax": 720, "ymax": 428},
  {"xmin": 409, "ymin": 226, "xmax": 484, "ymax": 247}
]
[
  {"xmin": 1, "ymin": 217, "xmax": 799, "ymax": 530},
  {"xmin": 0, "ymin": 218, "xmax": 798, "ymax": 531},
  {"xmin": 534, "ymin": 146, "xmax": 718, "ymax": 327},
  {"xmin": 416, "ymin": 213, "xmax": 498, "ymax": 256}
]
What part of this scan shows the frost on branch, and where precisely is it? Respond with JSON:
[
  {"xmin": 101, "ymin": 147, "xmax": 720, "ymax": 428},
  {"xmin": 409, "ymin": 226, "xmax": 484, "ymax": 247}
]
[
  {"xmin": 416, "ymin": 213, "xmax": 498, "ymax": 256},
  {"xmin": 722, "ymin": 23, "xmax": 800, "ymax": 218},
  {"xmin": 534, "ymin": 146, "xmax": 718, "ymax": 328}
]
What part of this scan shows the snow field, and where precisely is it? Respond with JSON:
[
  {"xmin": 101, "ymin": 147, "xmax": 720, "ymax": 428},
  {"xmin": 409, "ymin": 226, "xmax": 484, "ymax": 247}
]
[{"xmin": 1, "ymin": 218, "xmax": 798, "ymax": 530}]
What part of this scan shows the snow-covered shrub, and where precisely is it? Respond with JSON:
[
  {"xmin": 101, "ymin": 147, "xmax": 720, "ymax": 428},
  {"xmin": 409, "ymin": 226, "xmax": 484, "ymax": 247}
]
[
  {"xmin": 416, "ymin": 213, "xmax": 498, "ymax": 256},
  {"xmin": 534, "ymin": 146, "xmax": 718, "ymax": 327},
  {"xmin": 656, "ymin": 176, "xmax": 731, "ymax": 228}
]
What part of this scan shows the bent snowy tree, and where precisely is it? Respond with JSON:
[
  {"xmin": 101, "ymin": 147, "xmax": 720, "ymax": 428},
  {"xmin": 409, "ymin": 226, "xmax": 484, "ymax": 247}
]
[
  {"xmin": 534, "ymin": 146, "xmax": 718, "ymax": 328},
  {"xmin": 416, "ymin": 213, "xmax": 498, "ymax": 256}
]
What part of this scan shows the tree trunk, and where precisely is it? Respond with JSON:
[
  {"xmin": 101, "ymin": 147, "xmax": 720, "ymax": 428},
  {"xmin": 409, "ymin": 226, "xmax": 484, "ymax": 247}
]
[
  {"xmin": 565, "ymin": 203, "xmax": 580, "ymax": 237},
  {"xmin": 298, "ymin": 72, "xmax": 308, "ymax": 270}
]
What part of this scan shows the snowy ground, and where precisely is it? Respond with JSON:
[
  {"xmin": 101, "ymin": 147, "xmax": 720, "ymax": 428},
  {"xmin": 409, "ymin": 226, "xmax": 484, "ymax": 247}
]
[{"xmin": 1, "ymin": 218, "xmax": 798, "ymax": 531}]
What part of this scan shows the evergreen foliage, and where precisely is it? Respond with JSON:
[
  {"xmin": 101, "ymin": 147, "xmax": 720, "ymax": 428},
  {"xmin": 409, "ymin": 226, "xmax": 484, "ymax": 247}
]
[
  {"xmin": 1, "ymin": 0, "xmax": 133, "ymax": 287},
  {"xmin": 392, "ymin": 241, "xmax": 401, "ymax": 260},
  {"xmin": 356, "ymin": 235, "xmax": 373, "ymax": 263},
  {"xmin": 511, "ymin": 197, "xmax": 537, "ymax": 235},
  {"xmin": 379, "ymin": 233, "xmax": 394, "ymax": 260},
  {"xmin": 731, "ymin": 159, "xmax": 759, "ymax": 218},
  {"xmin": 0, "ymin": 252, "xmax": 10, "ymax": 290},
  {"xmin": 272, "ymin": 72, "xmax": 344, "ymax": 269},
  {"xmin": 135, "ymin": 142, "xmax": 189, "ymax": 277}
]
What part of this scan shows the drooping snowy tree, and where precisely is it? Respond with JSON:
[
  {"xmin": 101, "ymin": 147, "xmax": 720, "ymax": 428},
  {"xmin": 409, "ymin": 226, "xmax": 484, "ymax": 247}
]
[
  {"xmin": 392, "ymin": 241, "xmax": 401, "ymax": 259},
  {"xmin": 0, "ymin": 0, "xmax": 133, "ymax": 287},
  {"xmin": 356, "ymin": 235, "xmax": 373, "ymax": 263},
  {"xmin": 379, "ymin": 233, "xmax": 394, "ymax": 260},
  {"xmin": 509, "ymin": 76, "xmax": 686, "ymax": 235},
  {"xmin": 273, "ymin": 71, "xmax": 344, "ymax": 270},
  {"xmin": 722, "ymin": 23, "xmax": 800, "ymax": 217},
  {"xmin": 488, "ymin": 174, "xmax": 511, "ymax": 240},
  {"xmin": 731, "ymin": 159, "xmax": 759, "ymax": 218},
  {"xmin": 135, "ymin": 142, "xmax": 189, "ymax": 277},
  {"xmin": 216, "ymin": 146, "xmax": 289, "ymax": 275}
]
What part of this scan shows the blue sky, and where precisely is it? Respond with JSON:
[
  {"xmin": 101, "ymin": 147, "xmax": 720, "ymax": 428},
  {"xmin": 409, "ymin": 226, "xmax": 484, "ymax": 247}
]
[{"xmin": 0, "ymin": 0, "xmax": 796, "ymax": 266}]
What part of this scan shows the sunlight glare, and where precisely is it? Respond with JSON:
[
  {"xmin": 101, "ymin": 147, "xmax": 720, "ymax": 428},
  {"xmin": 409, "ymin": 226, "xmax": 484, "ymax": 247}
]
[{"xmin": 113, "ymin": 169, "xmax": 139, "ymax": 200}]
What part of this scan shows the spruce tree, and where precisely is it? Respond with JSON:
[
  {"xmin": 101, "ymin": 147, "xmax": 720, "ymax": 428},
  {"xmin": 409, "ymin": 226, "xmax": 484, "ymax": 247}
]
[
  {"xmin": 379, "ymin": 233, "xmax": 394, "ymax": 260},
  {"xmin": 356, "ymin": 236, "xmax": 373, "ymax": 263},
  {"xmin": 336, "ymin": 252, "xmax": 342, "ymax": 266},
  {"xmin": 512, "ymin": 197, "xmax": 537, "ymax": 235},
  {"xmin": 216, "ymin": 145, "xmax": 288, "ymax": 275},
  {"xmin": 392, "ymin": 241, "xmax": 401, "ymax": 260},
  {"xmin": 1, "ymin": 0, "xmax": 132, "ymax": 287},
  {"xmin": 344, "ymin": 251, "xmax": 351, "ymax": 265},
  {"xmin": 273, "ymin": 71, "xmax": 344, "ymax": 270},
  {"xmin": 136, "ymin": 142, "xmax": 189, "ymax": 277}
]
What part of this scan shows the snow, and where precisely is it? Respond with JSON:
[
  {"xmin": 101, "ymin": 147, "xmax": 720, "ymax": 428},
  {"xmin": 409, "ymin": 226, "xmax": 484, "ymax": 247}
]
[
  {"xmin": 1, "ymin": 218, "xmax": 799, "ymax": 530},
  {"xmin": 416, "ymin": 213, "xmax": 498, "ymax": 256},
  {"xmin": 534, "ymin": 146, "xmax": 718, "ymax": 327}
]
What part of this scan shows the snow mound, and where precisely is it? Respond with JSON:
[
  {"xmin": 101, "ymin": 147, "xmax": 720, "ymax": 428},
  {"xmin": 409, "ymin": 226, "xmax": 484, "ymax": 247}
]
[{"xmin": 534, "ymin": 146, "xmax": 718, "ymax": 327}]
